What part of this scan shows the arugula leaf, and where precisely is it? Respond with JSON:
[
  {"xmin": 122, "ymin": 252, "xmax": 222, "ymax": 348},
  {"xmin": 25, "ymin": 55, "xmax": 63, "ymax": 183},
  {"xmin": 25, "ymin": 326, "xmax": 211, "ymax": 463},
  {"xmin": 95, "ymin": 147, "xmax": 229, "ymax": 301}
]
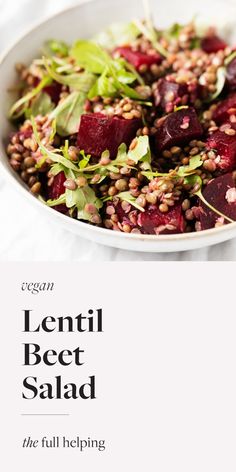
[
  {"xmin": 119, "ymin": 58, "xmax": 145, "ymax": 86},
  {"xmin": 49, "ymin": 90, "xmax": 86, "ymax": 136},
  {"xmin": 141, "ymin": 170, "xmax": 169, "ymax": 180},
  {"xmin": 45, "ymin": 39, "xmax": 69, "ymax": 57},
  {"xmin": 141, "ymin": 154, "xmax": 202, "ymax": 181},
  {"xmin": 65, "ymin": 187, "xmax": 82, "ymax": 208},
  {"xmin": 112, "ymin": 59, "xmax": 136, "ymax": 84},
  {"xmin": 71, "ymin": 40, "xmax": 111, "ymax": 74},
  {"xmin": 184, "ymin": 173, "xmax": 202, "ymax": 191},
  {"xmin": 127, "ymin": 135, "xmax": 151, "ymax": 170},
  {"xmin": 174, "ymin": 105, "xmax": 189, "ymax": 112},
  {"xmin": 225, "ymin": 51, "xmax": 236, "ymax": 66},
  {"xmin": 49, "ymin": 163, "xmax": 66, "ymax": 176},
  {"xmin": 164, "ymin": 22, "xmax": 201, "ymax": 49},
  {"xmin": 119, "ymin": 82, "xmax": 143, "ymax": 100},
  {"xmin": 117, "ymin": 191, "xmax": 145, "ymax": 212},
  {"xmin": 79, "ymin": 150, "xmax": 91, "ymax": 169},
  {"xmin": 133, "ymin": 18, "xmax": 169, "ymax": 58},
  {"xmin": 44, "ymin": 57, "xmax": 96, "ymax": 91},
  {"xmin": 9, "ymin": 75, "xmax": 52, "ymax": 119},
  {"xmin": 88, "ymin": 69, "xmax": 117, "ymax": 99},
  {"xmin": 76, "ymin": 186, "xmax": 103, "ymax": 221},
  {"xmin": 209, "ymin": 67, "xmax": 226, "ymax": 101},
  {"xmin": 32, "ymin": 117, "xmax": 79, "ymax": 171},
  {"xmin": 177, "ymin": 155, "xmax": 202, "ymax": 177},
  {"xmin": 47, "ymin": 193, "xmax": 66, "ymax": 207},
  {"xmin": 190, "ymin": 37, "xmax": 201, "ymax": 49},
  {"xmin": 27, "ymin": 92, "xmax": 54, "ymax": 117},
  {"xmin": 164, "ymin": 23, "xmax": 183, "ymax": 40},
  {"xmin": 71, "ymin": 39, "xmax": 142, "ymax": 100},
  {"xmin": 46, "ymin": 168, "xmax": 103, "ymax": 223},
  {"xmin": 94, "ymin": 21, "xmax": 140, "ymax": 49}
]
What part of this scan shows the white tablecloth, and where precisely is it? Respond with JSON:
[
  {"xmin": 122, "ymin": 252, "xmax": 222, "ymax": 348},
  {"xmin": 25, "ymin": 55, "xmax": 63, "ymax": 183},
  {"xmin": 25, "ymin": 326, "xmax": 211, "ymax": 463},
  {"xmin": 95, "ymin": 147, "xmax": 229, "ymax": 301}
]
[{"xmin": 1, "ymin": 0, "xmax": 236, "ymax": 261}]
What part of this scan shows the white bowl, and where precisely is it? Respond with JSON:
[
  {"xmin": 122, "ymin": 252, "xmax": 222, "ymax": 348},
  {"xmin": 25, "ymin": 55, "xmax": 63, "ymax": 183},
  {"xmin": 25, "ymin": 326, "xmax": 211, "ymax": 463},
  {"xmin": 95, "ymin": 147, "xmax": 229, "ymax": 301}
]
[{"xmin": 1, "ymin": 0, "xmax": 236, "ymax": 252}]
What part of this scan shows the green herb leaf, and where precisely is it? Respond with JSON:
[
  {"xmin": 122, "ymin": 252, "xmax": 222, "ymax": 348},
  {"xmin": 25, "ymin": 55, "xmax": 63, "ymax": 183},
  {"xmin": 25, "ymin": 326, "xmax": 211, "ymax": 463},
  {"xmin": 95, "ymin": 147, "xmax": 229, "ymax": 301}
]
[
  {"xmin": 44, "ymin": 57, "xmax": 96, "ymax": 91},
  {"xmin": 117, "ymin": 191, "xmax": 145, "ymax": 212},
  {"xmin": 127, "ymin": 135, "xmax": 151, "ymax": 170},
  {"xmin": 164, "ymin": 23, "xmax": 183, "ymax": 40},
  {"xmin": 76, "ymin": 186, "xmax": 103, "ymax": 222},
  {"xmin": 119, "ymin": 58, "xmax": 145, "ymax": 85},
  {"xmin": 174, "ymin": 105, "xmax": 189, "ymax": 112},
  {"xmin": 112, "ymin": 59, "xmax": 136, "ymax": 84},
  {"xmin": 71, "ymin": 39, "xmax": 142, "ymax": 100},
  {"xmin": 225, "ymin": 51, "xmax": 236, "ymax": 66},
  {"xmin": 119, "ymin": 82, "xmax": 143, "ymax": 100},
  {"xmin": 71, "ymin": 40, "xmax": 111, "ymax": 74},
  {"xmin": 133, "ymin": 18, "xmax": 169, "ymax": 58},
  {"xmin": 44, "ymin": 39, "xmax": 69, "ymax": 57},
  {"xmin": 210, "ymin": 66, "xmax": 226, "ymax": 101},
  {"xmin": 79, "ymin": 150, "xmax": 91, "ymax": 169},
  {"xmin": 28, "ymin": 92, "xmax": 54, "ymax": 117},
  {"xmin": 184, "ymin": 173, "xmax": 202, "ymax": 190},
  {"xmin": 47, "ymin": 193, "xmax": 66, "ymax": 207},
  {"xmin": 9, "ymin": 75, "xmax": 52, "ymax": 119},
  {"xmin": 88, "ymin": 69, "xmax": 117, "ymax": 99},
  {"xmin": 94, "ymin": 21, "xmax": 140, "ymax": 49},
  {"xmin": 49, "ymin": 90, "xmax": 86, "ymax": 136},
  {"xmin": 50, "ymin": 163, "xmax": 66, "ymax": 176},
  {"xmin": 190, "ymin": 37, "xmax": 201, "ymax": 50},
  {"xmin": 177, "ymin": 155, "xmax": 203, "ymax": 177},
  {"xmin": 32, "ymin": 116, "xmax": 79, "ymax": 171},
  {"xmin": 141, "ymin": 170, "xmax": 167, "ymax": 180}
]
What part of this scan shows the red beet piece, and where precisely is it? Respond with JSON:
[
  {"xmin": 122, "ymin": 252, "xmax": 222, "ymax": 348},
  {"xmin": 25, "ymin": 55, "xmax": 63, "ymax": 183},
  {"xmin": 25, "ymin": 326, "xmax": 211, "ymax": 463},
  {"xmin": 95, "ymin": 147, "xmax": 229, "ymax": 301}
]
[
  {"xmin": 77, "ymin": 113, "xmax": 142, "ymax": 158},
  {"xmin": 207, "ymin": 128, "xmax": 236, "ymax": 172},
  {"xmin": 226, "ymin": 57, "xmax": 236, "ymax": 91},
  {"xmin": 212, "ymin": 93, "xmax": 236, "ymax": 124},
  {"xmin": 115, "ymin": 46, "xmax": 162, "ymax": 69},
  {"xmin": 155, "ymin": 107, "xmax": 203, "ymax": 152},
  {"xmin": 44, "ymin": 82, "xmax": 62, "ymax": 104},
  {"xmin": 154, "ymin": 78, "xmax": 188, "ymax": 111},
  {"xmin": 199, "ymin": 173, "xmax": 236, "ymax": 229},
  {"xmin": 33, "ymin": 78, "xmax": 62, "ymax": 104},
  {"xmin": 137, "ymin": 203, "xmax": 184, "ymax": 234},
  {"xmin": 201, "ymin": 35, "xmax": 227, "ymax": 53},
  {"xmin": 48, "ymin": 171, "xmax": 67, "ymax": 214}
]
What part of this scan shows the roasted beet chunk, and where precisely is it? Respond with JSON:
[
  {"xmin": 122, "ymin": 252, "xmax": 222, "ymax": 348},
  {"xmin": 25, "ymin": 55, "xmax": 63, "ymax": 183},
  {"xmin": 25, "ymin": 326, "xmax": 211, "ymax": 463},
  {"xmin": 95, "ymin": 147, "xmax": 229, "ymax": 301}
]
[
  {"xmin": 33, "ymin": 78, "xmax": 62, "ymax": 104},
  {"xmin": 226, "ymin": 57, "xmax": 236, "ymax": 91},
  {"xmin": 200, "ymin": 173, "xmax": 236, "ymax": 230},
  {"xmin": 115, "ymin": 46, "xmax": 162, "ymax": 70},
  {"xmin": 212, "ymin": 93, "xmax": 236, "ymax": 124},
  {"xmin": 155, "ymin": 107, "xmax": 203, "ymax": 152},
  {"xmin": 154, "ymin": 78, "xmax": 188, "ymax": 111},
  {"xmin": 44, "ymin": 82, "xmax": 62, "ymax": 104},
  {"xmin": 77, "ymin": 113, "xmax": 141, "ymax": 158},
  {"xmin": 207, "ymin": 128, "xmax": 236, "ymax": 172},
  {"xmin": 137, "ymin": 203, "xmax": 184, "ymax": 234},
  {"xmin": 48, "ymin": 171, "xmax": 67, "ymax": 214},
  {"xmin": 201, "ymin": 35, "xmax": 227, "ymax": 53}
]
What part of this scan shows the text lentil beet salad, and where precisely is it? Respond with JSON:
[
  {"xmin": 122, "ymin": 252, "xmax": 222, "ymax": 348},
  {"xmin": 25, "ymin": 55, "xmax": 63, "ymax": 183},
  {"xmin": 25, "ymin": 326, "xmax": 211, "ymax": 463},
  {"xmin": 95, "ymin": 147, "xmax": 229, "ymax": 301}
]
[{"xmin": 6, "ymin": 17, "xmax": 236, "ymax": 235}]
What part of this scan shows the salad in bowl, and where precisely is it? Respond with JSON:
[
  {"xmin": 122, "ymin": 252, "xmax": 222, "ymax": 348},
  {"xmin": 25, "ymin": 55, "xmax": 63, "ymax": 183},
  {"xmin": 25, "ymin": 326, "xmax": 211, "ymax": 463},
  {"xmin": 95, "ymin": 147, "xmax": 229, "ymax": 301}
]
[{"xmin": 6, "ymin": 11, "xmax": 236, "ymax": 237}]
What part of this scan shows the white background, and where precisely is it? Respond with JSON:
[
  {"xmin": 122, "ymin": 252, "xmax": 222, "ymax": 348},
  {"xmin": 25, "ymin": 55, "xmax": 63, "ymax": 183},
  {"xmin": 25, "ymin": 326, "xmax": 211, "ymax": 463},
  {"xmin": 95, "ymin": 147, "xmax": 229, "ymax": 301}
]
[
  {"xmin": 0, "ymin": 262, "xmax": 236, "ymax": 471},
  {"xmin": 1, "ymin": 0, "xmax": 236, "ymax": 261}
]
